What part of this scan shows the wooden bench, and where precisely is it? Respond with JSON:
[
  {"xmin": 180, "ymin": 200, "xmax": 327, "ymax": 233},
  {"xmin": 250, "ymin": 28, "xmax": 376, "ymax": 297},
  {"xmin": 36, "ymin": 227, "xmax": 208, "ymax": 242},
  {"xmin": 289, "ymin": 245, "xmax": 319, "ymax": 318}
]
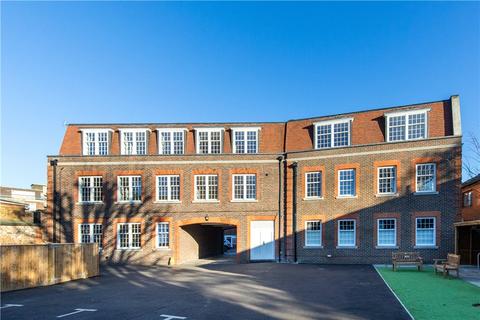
[
  {"xmin": 392, "ymin": 252, "xmax": 423, "ymax": 271},
  {"xmin": 434, "ymin": 254, "xmax": 460, "ymax": 278}
]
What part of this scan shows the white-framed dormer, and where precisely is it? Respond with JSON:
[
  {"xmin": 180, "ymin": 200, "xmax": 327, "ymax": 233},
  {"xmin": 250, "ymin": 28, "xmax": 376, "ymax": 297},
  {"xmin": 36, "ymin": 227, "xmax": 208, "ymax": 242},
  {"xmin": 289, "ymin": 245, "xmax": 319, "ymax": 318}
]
[
  {"xmin": 194, "ymin": 127, "xmax": 224, "ymax": 154},
  {"xmin": 313, "ymin": 118, "xmax": 354, "ymax": 150},
  {"xmin": 231, "ymin": 127, "xmax": 261, "ymax": 154},
  {"xmin": 118, "ymin": 128, "xmax": 151, "ymax": 155},
  {"xmin": 81, "ymin": 128, "xmax": 113, "ymax": 156},
  {"xmin": 156, "ymin": 128, "xmax": 188, "ymax": 155},
  {"xmin": 384, "ymin": 108, "xmax": 430, "ymax": 142}
]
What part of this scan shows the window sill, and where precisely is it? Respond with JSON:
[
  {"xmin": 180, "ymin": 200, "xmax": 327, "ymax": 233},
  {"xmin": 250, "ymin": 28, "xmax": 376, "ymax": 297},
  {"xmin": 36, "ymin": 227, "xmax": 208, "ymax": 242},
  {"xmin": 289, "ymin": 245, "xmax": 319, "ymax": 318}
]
[
  {"xmin": 154, "ymin": 201, "xmax": 181, "ymax": 204},
  {"xmin": 375, "ymin": 246, "xmax": 399, "ymax": 249},
  {"xmin": 414, "ymin": 245, "xmax": 438, "ymax": 249},
  {"xmin": 303, "ymin": 197, "xmax": 324, "ymax": 201},
  {"xmin": 77, "ymin": 202, "xmax": 103, "ymax": 205},
  {"xmin": 192, "ymin": 200, "xmax": 220, "ymax": 204},
  {"xmin": 375, "ymin": 193, "xmax": 399, "ymax": 198},
  {"xmin": 304, "ymin": 245, "xmax": 323, "ymax": 249},
  {"xmin": 115, "ymin": 201, "xmax": 142, "ymax": 205},
  {"xmin": 413, "ymin": 191, "xmax": 439, "ymax": 196},
  {"xmin": 336, "ymin": 195, "xmax": 357, "ymax": 199},
  {"xmin": 155, "ymin": 247, "xmax": 171, "ymax": 251},
  {"xmin": 336, "ymin": 246, "xmax": 357, "ymax": 249},
  {"xmin": 230, "ymin": 199, "xmax": 258, "ymax": 203},
  {"xmin": 115, "ymin": 248, "xmax": 142, "ymax": 251}
]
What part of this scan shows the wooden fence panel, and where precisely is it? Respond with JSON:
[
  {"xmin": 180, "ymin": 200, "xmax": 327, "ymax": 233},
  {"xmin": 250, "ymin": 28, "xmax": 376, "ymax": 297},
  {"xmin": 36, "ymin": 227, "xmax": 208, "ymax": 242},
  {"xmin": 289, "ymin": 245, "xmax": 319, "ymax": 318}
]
[{"xmin": 0, "ymin": 243, "xmax": 99, "ymax": 292}]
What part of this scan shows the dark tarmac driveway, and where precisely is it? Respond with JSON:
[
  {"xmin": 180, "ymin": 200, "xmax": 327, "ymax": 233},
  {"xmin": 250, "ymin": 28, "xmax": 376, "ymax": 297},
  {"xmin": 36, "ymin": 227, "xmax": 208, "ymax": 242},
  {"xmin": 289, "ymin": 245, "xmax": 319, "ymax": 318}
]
[{"xmin": 1, "ymin": 263, "xmax": 410, "ymax": 320}]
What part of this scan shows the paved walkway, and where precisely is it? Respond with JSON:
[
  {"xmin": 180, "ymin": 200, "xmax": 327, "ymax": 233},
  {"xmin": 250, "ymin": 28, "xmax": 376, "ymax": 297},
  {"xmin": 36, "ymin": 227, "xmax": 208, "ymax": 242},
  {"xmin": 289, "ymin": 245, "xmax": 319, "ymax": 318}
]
[
  {"xmin": 460, "ymin": 265, "xmax": 480, "ymax": 287},
  {"xmin": 1, "ymin": 263, "xmax": 410, "ymax": 320}
]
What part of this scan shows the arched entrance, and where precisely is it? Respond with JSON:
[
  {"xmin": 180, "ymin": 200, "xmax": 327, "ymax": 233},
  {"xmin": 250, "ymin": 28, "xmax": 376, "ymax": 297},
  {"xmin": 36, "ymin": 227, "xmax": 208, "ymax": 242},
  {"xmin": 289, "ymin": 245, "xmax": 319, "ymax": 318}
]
[{"xmin": 174, "ymin": 217, "xmax": 241, "ymax": 265}]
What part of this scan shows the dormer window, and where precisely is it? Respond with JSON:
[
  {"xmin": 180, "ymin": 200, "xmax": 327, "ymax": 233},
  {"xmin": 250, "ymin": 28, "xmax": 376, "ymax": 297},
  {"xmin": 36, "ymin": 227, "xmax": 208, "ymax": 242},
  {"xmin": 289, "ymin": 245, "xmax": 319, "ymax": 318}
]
[
  {"xmin": 314, "ymin": 118, "xmax": 353, "ymax": 149},
  {"xmin": 81, "ymin": 129, "xmax": 111, "ymax": 156},
  {"xmin": 231, "ymin": 127, "xmax": 260, "ymax": 154},
  {"xmin": 195, "ymin": 128, "xmax": 223, "ymax": 154},
  {"xmin": 157, "ymin": 128, "xmax": 187, "ymax": 155},
  {"xmin": 119, "ymin": 129, "xmax": 149, "ymax": 155},
  {"xmin": 385, "ymin": 109, "xmax": 429, "ymax": 142}
]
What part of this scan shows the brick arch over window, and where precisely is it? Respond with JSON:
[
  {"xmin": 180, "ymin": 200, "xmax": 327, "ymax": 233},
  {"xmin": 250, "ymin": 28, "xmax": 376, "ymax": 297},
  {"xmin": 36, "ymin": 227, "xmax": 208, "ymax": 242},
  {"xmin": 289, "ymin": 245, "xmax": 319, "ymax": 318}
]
[{"xmin": 174, "ymin": 217, "xmax": 241, "ymax": 265}]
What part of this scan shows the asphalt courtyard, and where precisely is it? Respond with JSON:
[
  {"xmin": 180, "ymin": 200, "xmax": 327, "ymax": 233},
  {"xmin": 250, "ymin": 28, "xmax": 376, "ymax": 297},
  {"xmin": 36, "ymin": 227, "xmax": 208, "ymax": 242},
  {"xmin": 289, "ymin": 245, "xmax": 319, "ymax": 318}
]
[{"xmin": 1, "ymin": 263, "xmax": 411, "ymax": 320}]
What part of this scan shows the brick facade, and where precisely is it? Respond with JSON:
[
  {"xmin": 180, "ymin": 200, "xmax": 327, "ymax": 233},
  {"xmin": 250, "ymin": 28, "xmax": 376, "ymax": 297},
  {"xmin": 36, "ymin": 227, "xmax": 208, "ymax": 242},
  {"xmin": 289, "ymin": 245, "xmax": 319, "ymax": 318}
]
[{"xmin": 46, "ymin": 96, "xmax": 462, "ymax": 265}]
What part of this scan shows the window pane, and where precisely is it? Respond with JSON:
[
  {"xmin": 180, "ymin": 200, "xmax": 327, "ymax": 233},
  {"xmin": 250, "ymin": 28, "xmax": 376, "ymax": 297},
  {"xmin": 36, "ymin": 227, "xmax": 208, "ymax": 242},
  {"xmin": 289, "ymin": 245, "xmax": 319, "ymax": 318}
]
[
  {"xmin": 199, "ymin": 132, "xmax": 209, "ymax": 154},
  {"xmin": 80, "ymin": 177, "xmax": 91, "ymax": 202},
  {"xmin": 408, "ymin": 113, "xmax": 426, "ymax": 140},
  {"xmin": 196, "ymin": 176, "xmax": 206, "ymax": 200},
  {"xmin": 246, "ymin": 175, "xmax": 256, "ymax": 199},
  {"xmin": 416, "ymin": 163, "xmax": 435, "ymax": 192},
  {"xmin": 338, "ymin": 220, "xmax": 355, "ymax": 246},
  {"xmin": 160, "ymin": 132, "xmax": 172, "ymax": 155},
  {"xmin": 378, "ymin": 167, "xmax": 396, "ymax": 194},
  {"xmin": 233, "ymin": 175, "xmax": 244, "ymax": 199},
  {"xmin": 93, "ymin": 177, "xmax": 103, "ymax": 202},
  {"xmin": 235, "ymin": 131, "xmax": 245, "ymax": 154},
  {"xmin": 246, "ymin": 131, "xmax": 257, "ymax": 153},
  {"xmin": 333, "ymin": 122, "xmax": 349, "ymax": 147},
  {"xmin": 388, "ymin": 116, "xmax": 406, "ymax": 141},
  {"xmin": 339, "ymin": 169, "xmax": 355, "ymax": 196},
  {"xmin": 85, "ymin": 132, "xmax": 96, "ymax": 155},
  {"xmin": 157, "ymin": 223, "xmax": 169, "ymax": 247},
  {"xmin": 80, "ymin": 224, "xmax": 91, "ymax": 243},
  {"xmin": 170, "ymin": 176, "xmax": 180, "ymax": 200},
  {"xmin": 210, "ymin": 131, "xmax": 221, "ymax": 154},
  {"xmin": 416, "ymin": 218, "xmax": 435, "ymax": 246},
  {"xmin": 173, "ymin": 132, "xmax": 184, "ymax": 155},
  {"xmin": 208, "ymin": 175, "xmax": 218, "ymax": 200},
  {"xmin": 378, "ymin": 219, "xmax": 396, "ymax": 246},
  {"xmin": 131, "ymin": 176, "xmax": 142, "ymax": 201},
  {"xmin": 136, "ymin": 132, "xmax": 146, "ymax": 155},
  {"xmin": 157, "ymin": 176, "xmax": 168, "ymax": 200},
  {"xmin": 98, "ymin": 132, "xmax": 108, "ymax": 155},
  {"xmin": 119, "ymin": 177, "xmax": 130, "ymax": 201},
  {"xmin": 306, "ymin": 221, "xmax": 321, "ymax": 246},
  {"xmin": 306, "ymin": 172, "xmax": 322, "ymax": 198},
  {"xmin": 317, "ymin": 125, "xmax": 331, "ymax": 148}
]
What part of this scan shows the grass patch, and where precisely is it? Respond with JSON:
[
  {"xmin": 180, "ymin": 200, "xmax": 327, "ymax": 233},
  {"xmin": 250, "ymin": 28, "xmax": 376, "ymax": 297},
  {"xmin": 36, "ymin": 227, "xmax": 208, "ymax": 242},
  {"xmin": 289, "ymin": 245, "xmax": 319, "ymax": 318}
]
[{"xmin": 377, "ymin": 266, "xmax": 480, "ymax": 320}]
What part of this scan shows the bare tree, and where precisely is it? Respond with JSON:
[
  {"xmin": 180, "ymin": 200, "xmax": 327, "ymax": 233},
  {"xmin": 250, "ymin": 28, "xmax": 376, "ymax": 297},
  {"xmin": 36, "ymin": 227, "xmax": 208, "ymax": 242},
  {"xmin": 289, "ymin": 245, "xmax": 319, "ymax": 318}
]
[{"xmin": 463, "ymin": 133, "xmax": 480, "ymax": 179}]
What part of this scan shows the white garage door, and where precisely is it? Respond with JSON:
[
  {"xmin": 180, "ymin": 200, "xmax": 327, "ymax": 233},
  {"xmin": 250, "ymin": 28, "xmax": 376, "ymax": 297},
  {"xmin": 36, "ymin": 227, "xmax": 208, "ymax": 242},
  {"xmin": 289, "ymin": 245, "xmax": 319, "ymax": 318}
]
[{"xmin": 250, "ymin": 220, "xmax": 275, "ymax": 261}]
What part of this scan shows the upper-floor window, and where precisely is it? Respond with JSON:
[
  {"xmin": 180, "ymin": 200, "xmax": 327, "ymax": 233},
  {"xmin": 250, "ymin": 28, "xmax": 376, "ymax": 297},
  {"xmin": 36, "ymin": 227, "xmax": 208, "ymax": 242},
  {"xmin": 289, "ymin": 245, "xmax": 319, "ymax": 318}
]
[
  {"xmin": 338, "ymin": 169, "xmax": 356, "ymax": 197},
  {"xmin": 157, "ymin": 129, "xmax": 186, "ymax": 155},
  {"xmin": 79, "ymin": 176, "xmax": 103, "ymax": 203},
  {"xmin": 82, "ymin": 129, "xmax": 110, "ymax": 156},
  {"xmin": 377, "ymin": 166, "xmax": 397, "ymax": 195},
  {"xmin": 195, "ymin": 128, "xmax": 223, "ymax": 154},
  {"xmin": 416, "ymin": 163, "xmax": 436, "ymax": 193},
  {"xmin": 120, "ymin": 129, "xmax": 148, "ymax": 155},
  {"xmin": 314, "ymin": 118, "xmax": 353, "ymax": 149},
  {"xmin": 463, "ymin": 191, "xmax": 472, "ymax": 207},
  {"xmin": 232, "ymin": 174, "xmax": 256, "ymax": 201},
  {"xmin": 385, "ymin": 109, "xmax": 429, "ymax": 142},
  {"xmin": 79, "ymin": 223, "xmax": 103, "ymax": 248},
  {"xmin": 194, "ymin": 175, "xmax": 219, "ymax": 201},
  {"xmin": 117, "ymin": 176, "xmax": 142, "ymax": 202},
  {"xmin": 305, "ymin": 172, "xmax": 322, "ymax": 199},
  {"xmin": 156, "ymin": 175, "xmax": 180, "ymax": 202},
  {"xmin": 231, "ymin": 127, "xmax": 260, "ymax": 154}
]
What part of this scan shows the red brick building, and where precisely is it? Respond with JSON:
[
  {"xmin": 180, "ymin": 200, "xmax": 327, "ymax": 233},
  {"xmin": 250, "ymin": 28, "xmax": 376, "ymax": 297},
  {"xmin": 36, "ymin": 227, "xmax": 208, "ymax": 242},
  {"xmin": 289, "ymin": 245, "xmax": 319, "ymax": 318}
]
[
  {"xmin": 455, "ymin": 174, "xmax": 480, "ymax": 265},
  {"xmin": 45, "ymin": 95, "xmax": 462, "ymax": 265}
]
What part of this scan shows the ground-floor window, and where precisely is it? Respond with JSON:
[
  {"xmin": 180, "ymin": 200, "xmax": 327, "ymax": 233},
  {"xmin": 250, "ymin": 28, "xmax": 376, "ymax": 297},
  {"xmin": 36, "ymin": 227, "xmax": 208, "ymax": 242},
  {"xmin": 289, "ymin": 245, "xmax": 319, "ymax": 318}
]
[
  {"xmin": 415, "ymin": 217, "xmax": 436, "ymax": 246},
  {"xmin": 338, "ymin": 219, "xmax": 356, "ymax": 247},
  {"xmin": 377, "ymin": 219, "xmax": 396, "ymax": 247},
  {"xmin": 117, "ymin": 223, "xmax": 141, "ymax": 249},
  {"xmin": 79, "ymin": 223, "xmax": 103, "ymax": 248},
  {"xmin": 305, "ymin": 221, "xmax": 322, "ymax": 247},
  {"xmin": 156, "ymin": 222, "xmax": 170, "ymax": 248}
]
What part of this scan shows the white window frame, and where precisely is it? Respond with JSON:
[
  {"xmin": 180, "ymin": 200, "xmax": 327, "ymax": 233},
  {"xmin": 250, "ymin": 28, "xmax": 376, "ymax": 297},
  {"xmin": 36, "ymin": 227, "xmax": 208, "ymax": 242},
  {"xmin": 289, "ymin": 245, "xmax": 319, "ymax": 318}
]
[
  {"xmin": 156, "ymin": 222, "xmax": 170, "ymax": 249},
  {"xmin": 377, "ymin": 218, "xmax": 397, "ymax": 247},
  {"xmin": 156, "ymin": 175, "xmax": 181, "ymax": 202},
  {"xmin": 117, "ymin": 176, "xmax": 142, "ymax": 203},
  {"xmin": 78, "ymin": 223, "xmax": 103, "ymax": 248},
  {"xmin": 338, "ymin": 169, "xmax": 356, "ymax": 197},
  {"xmin": 118, "ymin": 128, "xmax": 150, "ymax": 155},
  {"xmin": 78, "ymin": 176, "xmax": 103, "ymax": 203},
  {"xmin": 156, "ymin": 128, "xmax": 187, "ymax": 155},
  {"xmin": 415, "ymin": 163, "xmax": 437, "ymax": 193},
  {"xmin": 385, "ymin": 108, "xmax": 430, "ymax": 142},
  {"xmin": 377, "ymin": 166, "xmax": 397, "ymax": 195},
  {"xmin": 194, "ymin": 174, "xmax": 219, "ymax": 202},
  {"xmin": 194, "ymin": 128, "xmax": 224, "ymax": 154},
  {"xmin": 231, "ymin": 127, "xmax": 261, "ymax": 154},
  {"xmin": 232, "ymin": 174, "xmax": 257, "ymax": 201},
  {"xmin": 415, "ymin": 217, "xmax": 436, "ymax": 247},
  {"xmin": 305, "ymin": 220, "xmax": 322, "ymax": 247},
  {"xmin": 81, "ymin": 129, "xmax": 112, "ymax": 156},
  {"xmin": 337, "ymin": 219, "xmax": 356, "ymax": 247},
  {"xmin": 313, "ymin": 118, "xmax": 353, "ymax": 150},
  {"xmin": 117, "ymin": 223, "xmax": 141, "ymax": 250},
  {"xmin": 305, "ymin": 172, "xmax": 322, "ymax": 199}
]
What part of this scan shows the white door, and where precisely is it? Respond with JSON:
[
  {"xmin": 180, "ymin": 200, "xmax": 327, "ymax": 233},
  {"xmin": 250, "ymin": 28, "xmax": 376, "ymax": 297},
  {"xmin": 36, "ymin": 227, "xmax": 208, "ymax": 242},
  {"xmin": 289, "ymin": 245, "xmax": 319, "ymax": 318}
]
[{"xmin": 250, "ymin": 221, "xmax": 275, "ymax": 261}]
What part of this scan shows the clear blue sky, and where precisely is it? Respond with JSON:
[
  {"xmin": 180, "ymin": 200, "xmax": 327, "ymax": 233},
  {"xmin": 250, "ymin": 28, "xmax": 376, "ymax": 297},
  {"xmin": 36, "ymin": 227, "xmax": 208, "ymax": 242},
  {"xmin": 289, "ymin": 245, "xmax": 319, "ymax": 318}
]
[{"xmin": 1, "ymin": 2, "xmax": 479, "ymax": 188}]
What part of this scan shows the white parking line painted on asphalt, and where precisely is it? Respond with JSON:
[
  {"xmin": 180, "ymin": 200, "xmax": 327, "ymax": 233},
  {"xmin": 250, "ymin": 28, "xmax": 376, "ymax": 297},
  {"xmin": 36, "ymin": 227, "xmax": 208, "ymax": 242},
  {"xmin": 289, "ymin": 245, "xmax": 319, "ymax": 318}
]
[
  {"xmin": 57, "ymin": 309, "xmax": 97, "ymax": 318},
  {"xmin": 0, "ymin": 304, "xmax": 24, "ymax": 309},
  {"xmin": 160, "ymin": 314, "xmax": 187, "ymax": 320}
]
